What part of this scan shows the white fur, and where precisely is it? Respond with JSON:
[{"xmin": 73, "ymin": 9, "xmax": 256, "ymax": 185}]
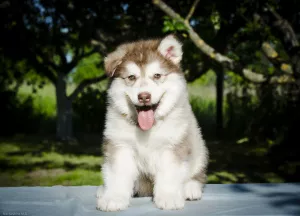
[
  {"xmin": 125, "ymin": 61, "xmax": 167, "ymax": 107},
  {"xmin": 97, "ymin": 38, "xmax": 208, "ymax": 211},
  {"xmin": 153, "ymin": 150, "xmax": 187, "ymax": 210},
  {"xmin": 125, "ymin": 62, "xmax": 141, "ymax": 77},
  {"xmin": 184, "ymin": 180, "xmax": 203, "ymax": 200},
  {"xmin": 97, "ymin": 148, "xmax": 138, "ymax": 211},
  {"xmin": 158, "ymin": 35, "xmax": 183, "ymax": 64}
]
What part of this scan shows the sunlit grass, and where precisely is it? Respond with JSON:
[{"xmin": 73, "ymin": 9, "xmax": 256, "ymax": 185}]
[
  {"xmin": 0, "ymin": 169, "xmax": 103, "ymax": 186},
  {"xmin": 0, "ymin": 142, "xmax": 103, "ymax": 186}
]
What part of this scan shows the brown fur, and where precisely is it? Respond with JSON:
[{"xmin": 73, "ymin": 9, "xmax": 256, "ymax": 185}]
[
  {"xmin": 173, "ymin": 136, "xmax": 192, "ymax": 162},
  {"xmin": 104, "ymin": 37, "xmax": 182, "ymax": 78},
  {"xmin": 102, "ymin": 139, "xmax": 118, "ymax": 164},
  {"xmin": 173, "ymin": 137, "xmax": 206, "ymax": 186},
  {"xmin": 193, "ymin": 170, "xmax": 207, "ymax": 186},
  {"xmin": 133, "ymin": 174, "xmax": 154, "ymax": 197}
]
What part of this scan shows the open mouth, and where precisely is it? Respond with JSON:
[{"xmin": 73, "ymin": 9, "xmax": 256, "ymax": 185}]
[
  {"xmin": 135, "ymin": 104, "xmax": 159, "ymax": 112},
  {"xmin": 135, "ymin": 103, "xmax": 159, "ymax": 131}
]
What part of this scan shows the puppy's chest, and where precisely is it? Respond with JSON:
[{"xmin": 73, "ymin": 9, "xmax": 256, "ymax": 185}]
[{"xmin": 134, "ymin": 144, "xmax": 163, "ymax": 175}]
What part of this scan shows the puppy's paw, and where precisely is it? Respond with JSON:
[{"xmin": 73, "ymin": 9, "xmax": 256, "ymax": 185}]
[
  {"xmin": 96, "ymin": 195, "xmax": 129, "ymax": 212},
  {"xmin": 184, "ymin": 180, "xmax": 203, "ymax": 200},
  {"xmin": 154, "ymin": 191, "xmax": 185, "ymax": 210}
]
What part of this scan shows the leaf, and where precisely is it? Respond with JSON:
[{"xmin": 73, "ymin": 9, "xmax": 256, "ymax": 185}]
[
  {"xmin": 236, "ymin": 137, "xmax": 249, "ymax": 144},
  {"xmin": 162, "ymin": 25, "xmax": 170, "ymax": 33},
  {"xmin": 268, "ymin": 67, "xmax": 275, "ymax": 75},
  {"xmin": 174, "ymin": 22, "xmax": 186, "ymax": 31}
]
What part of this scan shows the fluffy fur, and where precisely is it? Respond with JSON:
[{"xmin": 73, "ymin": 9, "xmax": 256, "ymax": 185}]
[{"xmin": 96, "ymin": 35, "xmax": 209, "ymax": 211}]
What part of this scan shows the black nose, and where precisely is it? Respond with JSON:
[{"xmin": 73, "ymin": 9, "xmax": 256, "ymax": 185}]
[{"xmin": 138, "ymin": 92, "xmax": 151, "ymax": 104}]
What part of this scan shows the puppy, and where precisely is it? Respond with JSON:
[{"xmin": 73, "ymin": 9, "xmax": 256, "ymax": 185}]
[{"xmin": 96, "ymin": 34, "xmax": 209, "ymax": 211}]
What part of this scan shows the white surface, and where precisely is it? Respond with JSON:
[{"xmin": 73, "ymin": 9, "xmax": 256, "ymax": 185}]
[{"xmin": 0, "ymin": 183, "xmax": 300, "ymax": 216}]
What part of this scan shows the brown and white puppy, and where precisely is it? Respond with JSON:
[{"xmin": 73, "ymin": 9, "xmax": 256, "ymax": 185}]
[{"xmin": 96, "ymin": 35, "xmax": 208, "ymax": 211}]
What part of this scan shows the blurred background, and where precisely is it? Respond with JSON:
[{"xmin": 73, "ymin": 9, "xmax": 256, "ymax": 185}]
[{"xmin": 0, "ymin": 0, "xmax": 299, "ymax": 186}]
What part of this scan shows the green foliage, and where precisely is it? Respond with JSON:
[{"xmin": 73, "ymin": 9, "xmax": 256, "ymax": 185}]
[
  {"xmin": 17, "ymin": 84, "xmax": 56, "ymax": 117},
  {"xmin": 189, "ymin": 70, "xmax": 216, "ymax": 86},
  {"xmin": 70, "ymin": 52, "xmax": 104, "ymax": 84},
  {"xmin": 208, "ymin": 171, "xmax": 239, "ymax": 183},
  {"xmin": 225, "ymin": 71, "xmax": 243, "ymax": 84},
  {"xmin": 73, "ymin": 86, "xmax": 107, "ymax": 134},
  {"xmin": 162, "ymin": 16, "xmax": 187, "ymax": 33},
  {"xmin": 190, "ymin": 96, "xmax": 216, "ymax": 139},
  {"xmin": 210, "ymin": 11, "xmax": 220, "ymax": 31},
  {"xmin": 0, "ymin": 88, "xmax": 55, "ymax": 136}
]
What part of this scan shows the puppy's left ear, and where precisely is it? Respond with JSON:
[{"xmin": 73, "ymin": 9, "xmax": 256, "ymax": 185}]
[
  {"xmin": 158, "ymin": 34, "xmax": 183, "ymax": 64},
  {"xmin": 104, "ymin": 45, "xmax": 127, "ymax": 77}
]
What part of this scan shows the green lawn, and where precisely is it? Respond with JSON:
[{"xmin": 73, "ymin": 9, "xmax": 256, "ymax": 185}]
[
  {"xmin": 0, "ymin": 137, "xmax": 284, "ymax": 186},
  {"xmin": 0, "ymin": 139, "xmax": 103, "ymax": 186}
]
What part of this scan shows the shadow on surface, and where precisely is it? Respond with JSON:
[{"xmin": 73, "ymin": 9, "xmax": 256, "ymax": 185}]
[{"xmin": 229, "ymin": 183, "xmax": 300, "ymax": 216}]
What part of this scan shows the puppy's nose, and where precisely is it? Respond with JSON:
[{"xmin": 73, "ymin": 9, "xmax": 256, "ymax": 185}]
[{"xmin": 138, "ymin": 92, "xmax": 151, "ymax": 103}]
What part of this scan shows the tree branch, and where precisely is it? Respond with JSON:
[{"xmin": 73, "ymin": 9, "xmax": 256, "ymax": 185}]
[
  {"xmin": 267, "ymin": 5, "xmax": 299, "ymax": 49},
  {"xmin": 0, "ymin": 1, "xmax": 9, "ymax": 8},
  {"xmin": 152, "ymin": 0, "xmax": 267, "ymax": 83},
  {"xmin": 260, "ymin": 7, "xmax": 300, "ymax": 79},
  {"xmin": 34, "ymin": 49, "xmax": 58, "ymax": 71},
  {"xmin": 65, "ymin": 47, "xmax": 97, "ymax": 74},
  {"xmin": 68, "ymin": 74, "xmax": 107, "ymax": 101},
  {"xmin": 185, "ymin": 0, "xmax": 200, "ymax": 22},
  {"xmin": 64, "ymin": 45, "xmax": 80, "ymax": 73},
  {"xmin": 261, "ymin": 42, "xmax": 293, "ymax": 74},
  {"xmin": 57, "ymin": 45, "xmax": 67, "ymax": 66},
  {"xmin": 91, "ymin": 39, "xmax": 108, "ymax": 56}
]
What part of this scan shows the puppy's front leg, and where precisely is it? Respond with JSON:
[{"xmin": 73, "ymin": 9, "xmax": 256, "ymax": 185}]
[
  {"xmin": 154, "ymin": 151, "xmax": 187, "ymax": 210},
  {"xmin": 97, "ymin": 148, "xmax": 138, "ymax": 211}
]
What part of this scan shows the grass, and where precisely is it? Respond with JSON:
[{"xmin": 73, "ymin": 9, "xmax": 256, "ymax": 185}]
[
  {"xmin": 0, "ymin": 136, "xmax": 285, "ymax": 186},
  {"xmin": 0, "ymin": 140, "xmax": 103, "ymax": 186},
  {"xmin": 206, "ymin": 140, "xmax": 285, "ymax": 184}
]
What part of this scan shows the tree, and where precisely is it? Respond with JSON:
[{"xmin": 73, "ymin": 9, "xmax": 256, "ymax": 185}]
[
  {"xmin": 152, "ymin": 0, "xmax": 299, "ymax": 138},
  {"xmin": 1, "ymin": 0, "xmax": 165, "ymax": 140}
]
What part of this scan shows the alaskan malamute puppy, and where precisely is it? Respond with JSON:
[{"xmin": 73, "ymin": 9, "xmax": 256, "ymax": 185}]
[{"xmin": 96, "ymin": 35, "xmax": 209, "ymax": 211}]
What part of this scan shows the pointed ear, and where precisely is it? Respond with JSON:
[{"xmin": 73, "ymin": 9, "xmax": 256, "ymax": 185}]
[
  {"xmin": 104, "ymin": 46, "xmax": 127, "ymax": 77},
  {"xmin": 158, "ymin": 34, "xmax": 183, "ymax": 64}
]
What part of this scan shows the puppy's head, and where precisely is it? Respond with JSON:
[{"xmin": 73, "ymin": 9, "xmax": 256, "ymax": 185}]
[{"xmin": 105, "ymin": 35, "xmax": 186, "ymax": 131}]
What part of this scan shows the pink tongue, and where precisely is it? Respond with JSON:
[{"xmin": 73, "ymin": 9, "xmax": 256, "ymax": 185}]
[{"xmin": 138, "ymin": 109, "xmax": 154, "ymax": 131}]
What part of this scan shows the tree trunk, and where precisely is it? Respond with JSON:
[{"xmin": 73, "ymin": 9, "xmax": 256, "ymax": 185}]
[
  {"xmin": 55, "ymin": 72, "xmax": 73, "ymax": 141},
  {"xmin": 216, "ymin": 67, "xmax": 224, "ymax": 139}
]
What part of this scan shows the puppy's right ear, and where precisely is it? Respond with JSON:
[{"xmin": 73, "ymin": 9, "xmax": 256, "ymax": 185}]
[
  {"xmin": 104, "ymin": 46, "xmax": 127, "ymax": 77},
  {"xmin": 158, "ymin": 34, "xmax": 183, "ymax": 65}
]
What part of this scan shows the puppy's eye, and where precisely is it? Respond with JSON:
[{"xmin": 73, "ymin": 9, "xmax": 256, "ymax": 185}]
[
  {"xmin": 153, "ymin": 74, "xmax": 161, "ymax": 79},
  {"xmin": 128, "ymin": 75, "xmax": 136, "ymax": 81}
]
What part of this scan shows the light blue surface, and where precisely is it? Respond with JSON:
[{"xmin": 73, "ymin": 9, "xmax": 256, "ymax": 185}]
[{"xmin": 0, "ymin": 183, "xmax": 300, "ymax": 216}]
